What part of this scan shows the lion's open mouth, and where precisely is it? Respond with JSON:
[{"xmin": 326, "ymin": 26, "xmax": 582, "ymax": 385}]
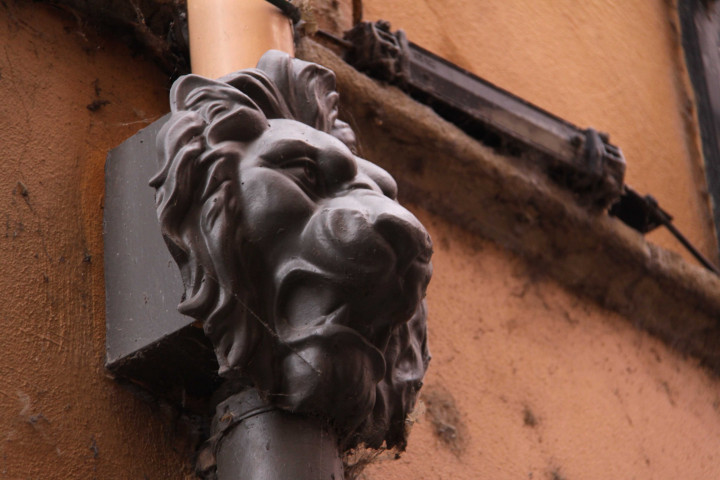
[
  {"xmin": 261, "ymin": 195, "xmax": 432, "ymax": 433},
  {"xmin": 273, "ymin": 241, "xmax": 430, "ymax": 352},
  {"xmin": 269, "ymin": 260, "xmax": 431, "ymax": 437}
]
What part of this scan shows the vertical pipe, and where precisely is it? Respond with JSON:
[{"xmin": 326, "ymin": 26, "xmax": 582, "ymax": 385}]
[
  {"xmin": 185, "ymin": 5, "xmax": 343, "ymax": 478},
  {"xmin": 211, "ymin": 388, "xmax": 345, "ymax": 480},
  {"xmin": 187, "ymin": 0, "xmax": 295, "ymax": 79},
  {"xmin": 215, "ymin": 411, "xmax": 345, "ymax": 479}
]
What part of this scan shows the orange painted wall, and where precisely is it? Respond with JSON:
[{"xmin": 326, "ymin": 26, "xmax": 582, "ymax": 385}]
[
  {"xmin": 363, "ymin": 0, "xmax": 718, "ymax": 266},
  {"xmin": 1, "ymin": 2, "xmax": 719, "ymax": 480},
  {"xmin": 360, "ymin": 208, "xmax": 720, "ymax": 479},
  {"xmin": 356, "ymin": 2, "xmax": 720, "ymax": 477},
  {"xmin": 0, "ymin": 4, "xmax": 194, "ymax": 478}
]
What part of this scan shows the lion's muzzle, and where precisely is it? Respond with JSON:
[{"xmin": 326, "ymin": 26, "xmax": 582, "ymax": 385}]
[{"xmin": 302, "ymin": 190, "xmax": 433, "ymax": 283}]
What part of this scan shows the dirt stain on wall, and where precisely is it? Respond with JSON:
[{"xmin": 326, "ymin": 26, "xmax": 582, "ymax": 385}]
[{"xmin": 422, "ymin": 384, "xmax": 469, "ymax": 456}]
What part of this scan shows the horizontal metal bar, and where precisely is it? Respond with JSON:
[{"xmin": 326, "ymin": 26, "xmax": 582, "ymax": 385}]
[
  {"xmin": 336, "ymin": 22, "xmax": 717, "ymax": 274},
  {"xmin": 342, "ymin": 21, "xmax": 626, "ymax": 209}
]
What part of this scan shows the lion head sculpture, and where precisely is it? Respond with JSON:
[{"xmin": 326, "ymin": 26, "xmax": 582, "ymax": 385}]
[{"xmin": 150, "ymin": 50, "xmax": 432, "ymax": 450}]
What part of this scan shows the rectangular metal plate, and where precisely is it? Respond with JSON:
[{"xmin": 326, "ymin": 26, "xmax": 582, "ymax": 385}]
[{"xmin": 104, "ymin": 116, "xmax": 219, "ymax": 407}]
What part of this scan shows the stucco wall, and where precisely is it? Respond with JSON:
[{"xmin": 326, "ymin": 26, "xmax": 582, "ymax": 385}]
[
  {"xmin": 352, "ymin": 3, "xmax": 720, "ymax": 477},
  {"xmin": 363, "ymin": 0, "xmax": 718, "ymax": 266},
  {"xmin": 1, "ymin": 2, "xmax": 719, "ymax": 480},
  {"xmin": 0, "ymin": 4, "xmax": 194, "ymax": 478},
  {"xmin": 360, "ymin": 208, "xmax": 720, "ymax": 479}
]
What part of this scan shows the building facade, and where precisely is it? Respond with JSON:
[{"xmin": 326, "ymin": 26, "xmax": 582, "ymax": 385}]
[{"xmin": 1, "ymin": 1, "xmax": 720, "ymax": 478}]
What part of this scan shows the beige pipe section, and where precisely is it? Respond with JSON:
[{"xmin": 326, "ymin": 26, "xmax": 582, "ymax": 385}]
[{"xmin": 187, "ymin": 0, "xmax": 295, "ymax": 79}]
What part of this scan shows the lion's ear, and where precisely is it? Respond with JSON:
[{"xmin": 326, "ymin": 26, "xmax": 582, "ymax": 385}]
[
  {"xmin": 170, "ymin": 75, "xmax": 220, "ymax": 111},
  {"xmin": 206, "ymin": 109, "xmax": 266, "ymax": 145},
  {"xmin": 171, "ymin": 73, "xmax": 286, "ymax": 144},
  {"xmin": 171, "ymin": 75, "xmax": 259, "ymax": 117}
]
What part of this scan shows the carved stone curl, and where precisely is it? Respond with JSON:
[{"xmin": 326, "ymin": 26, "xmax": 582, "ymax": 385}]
[{"xmin": 150, "ymin": 50, "xmax": 433, "ymax": 476}]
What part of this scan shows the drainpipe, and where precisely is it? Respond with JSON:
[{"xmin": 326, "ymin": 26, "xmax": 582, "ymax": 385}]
[
  {"xmin": 186, "ymin": 0, "xmax": 294, "ymax": 78},
  {"xmin": 209, "ymin": 388, "xmax": 344, "ymax": 479},
  {"xmin": 185, "ymin": 3, "xmax": 345, "ymax": 479}
]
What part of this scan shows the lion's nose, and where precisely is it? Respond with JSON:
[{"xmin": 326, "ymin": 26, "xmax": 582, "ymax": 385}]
[{"xmin": 374, "ymin": 212, "xmax": 433, "ymax": 273}]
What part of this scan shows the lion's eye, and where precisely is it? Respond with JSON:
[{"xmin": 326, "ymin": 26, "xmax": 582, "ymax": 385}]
[
  {"xmin": 282, "ymin": 158, "xmax": 321, "ymax": 192},
  {"xmin": 302, "ymin": 163, "xmax": 317, "ymax": 185}
]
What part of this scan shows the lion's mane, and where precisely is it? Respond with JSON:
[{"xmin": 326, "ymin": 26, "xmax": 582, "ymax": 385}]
[{"xmin": 150, "ymin": 51, "xmax": 428, "ymax": 450}]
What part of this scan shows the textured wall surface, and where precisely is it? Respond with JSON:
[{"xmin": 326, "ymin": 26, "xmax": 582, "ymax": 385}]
[
  {"xmin": 360, "ymin": 208, "xmax": 720, "ymax": 479},
  {"xmin": 1, "ymin": 2, "xmax": 719, "ymax": 479},
  {"xmin": 0, "ymin": 3, "xmax": 196, "ymax": 478},
  {"xmin": 339, "ymin": 1, "xmax": 720, "ymax": 477},
  {"xmin": 363, "ymin": 0, "xmax": 718, "ymax": 266}
]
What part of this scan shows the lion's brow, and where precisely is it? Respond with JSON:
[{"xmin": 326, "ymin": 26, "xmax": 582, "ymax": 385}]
[{"xmin": 260, "ymin": 139, "xmax": 319, "ymax": 164}]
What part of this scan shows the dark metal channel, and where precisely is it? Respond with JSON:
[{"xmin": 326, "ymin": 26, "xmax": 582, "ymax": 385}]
[
  {"xmin": 343, "ymin": 21, "xmax": 626, "ymax": 209},
  {"xmin": 104, "ymin": 116, "xmax": 221, "ymax": 411},
  {"xmin": 338, "ymin": 21, "xmax": 718, "ymax": 274}
]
